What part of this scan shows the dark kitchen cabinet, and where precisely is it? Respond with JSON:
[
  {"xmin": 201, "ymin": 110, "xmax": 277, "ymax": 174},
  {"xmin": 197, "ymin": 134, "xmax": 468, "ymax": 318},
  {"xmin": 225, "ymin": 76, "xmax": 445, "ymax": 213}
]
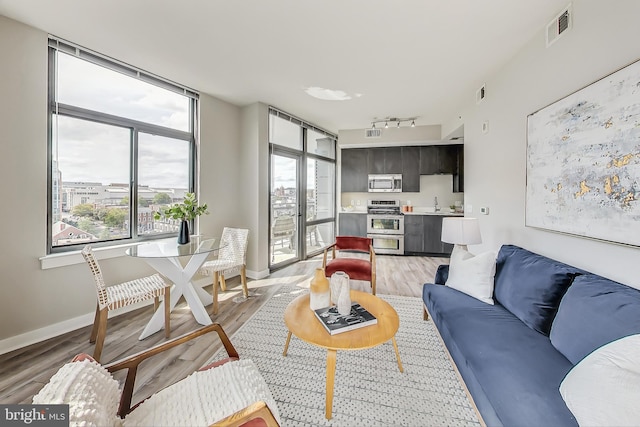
[
  {"xmin": 341, "ymin": 149, "xmax": 369, "ymax": 192},
  {"xmin": 367, "ymin": 148, "xmax": 385, "ymax": 174},
  {"xmin": 384, "ymin": 147, "xmax": 402, "ymax": 173},
  {"xmin": 401, "ymin": 146, "xmax": 420, "ymax": 192},
  {"xmin": 420, "ymin": 145, "xmax": 457, "ymax": 175},
  {"xmin": 423, "ymin": 216, "xmax": 445, "ymax": 253},
  {"xmin": 403, "ymin": 215, "xmax": 424, "ymax": 253},
  {"xmin": 339, "ymin": 213, "xmax": 367, "ymax": 237},
  {"xmin": 341, "ymin": 144, "xmax": 464, "ymax": 194},
  {"xmin": 438, "ymin": 145, "xmax": 457, "ymax": 174},
  {"xmin": 419, "ymin": 146, "xmax": 439, "ymax": 175},
  {"xmin": 453, "ymin": 144, "xmax": 464, "ymax": 193},
  {"xmin": 367, "ymin": 147, "xmax": 402, "ymax": 174},
  {"xmin": 403, "ymin": 215, "xmax": 455, "ymax": 256}
]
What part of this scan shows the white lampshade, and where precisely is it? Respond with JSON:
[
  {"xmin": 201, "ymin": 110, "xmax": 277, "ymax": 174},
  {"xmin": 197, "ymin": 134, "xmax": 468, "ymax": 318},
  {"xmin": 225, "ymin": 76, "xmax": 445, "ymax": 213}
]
[{"xmin": 441, "ymin": 217, "xmax": 482, "ymax": 246}]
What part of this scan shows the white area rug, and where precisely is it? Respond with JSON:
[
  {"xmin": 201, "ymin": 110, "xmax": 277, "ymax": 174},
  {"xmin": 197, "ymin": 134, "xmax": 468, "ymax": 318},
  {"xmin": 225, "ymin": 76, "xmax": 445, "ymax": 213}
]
[{"xmin": 210, "ymin": 285, "xmax": 481, "ymax": 427}]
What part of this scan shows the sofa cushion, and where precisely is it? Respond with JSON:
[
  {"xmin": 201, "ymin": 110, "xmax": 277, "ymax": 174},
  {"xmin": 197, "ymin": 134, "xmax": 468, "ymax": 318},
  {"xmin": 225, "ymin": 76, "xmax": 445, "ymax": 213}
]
[
  {"xmin": 493, "ymin": 245, "xmax": 578, "ymax": 335},
  {"xmin": 560, "ymin": 334, "xmax": 640, "ymax": 426},
  {"xmin": 445, "ymin": 245, "xmax": 496, "ymax": 304},
  {"xmin": 423, "ymin": 283, "xmax": 577, "ymax": 427},
  {"xmin": 32, "ymin": 357, "xmax": 121, "ymax": 427},
  {"xmin": 550, "ymin": 274, "xmax": 640, "ymax": 364}
]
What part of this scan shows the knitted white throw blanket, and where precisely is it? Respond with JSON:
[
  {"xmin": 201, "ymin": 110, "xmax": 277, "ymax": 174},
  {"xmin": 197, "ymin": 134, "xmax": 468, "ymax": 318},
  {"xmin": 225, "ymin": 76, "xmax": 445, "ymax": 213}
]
[
  {"xmin": 33, "ymin": 358, "xmax": 280, "ymax": 427},
  {"xmin": 123, "ymin": 359, "xmax": 281, "ymax": 426}
]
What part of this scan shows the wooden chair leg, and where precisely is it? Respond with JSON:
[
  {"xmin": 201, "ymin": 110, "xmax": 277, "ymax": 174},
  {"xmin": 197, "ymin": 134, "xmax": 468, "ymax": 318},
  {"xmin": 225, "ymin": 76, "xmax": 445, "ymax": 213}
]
[
  {"xmin": 93, "ymin": 308, "xmax": 109, "ymax": 363},
  {"xmin": 371, "ymin": 273, "xmax": 377, "ymax": 295},
  {"xmin": 241, "ymin": 265, "xmax": 248, "ymax": 298},
  {"xmin": 219, "ymin": 274, "xmax": 227, "ymax": 292},
  {"xmin": 213, "ymin": 271, "xmax": 219, "ymax": 315},
  {"xmin": 164, "ymin": 287, "xmax": 171, "ymax": 339},
  {"xmin": 220, "ymin": 273, "xmax": 227, "ymax": 292},
  {"xmin": 153, "ymin": 296, "xmax": 159, "ymax": 311},
  {"xmin": 90, "ymin": 303, "xmax": 100, "ymax": 343}
]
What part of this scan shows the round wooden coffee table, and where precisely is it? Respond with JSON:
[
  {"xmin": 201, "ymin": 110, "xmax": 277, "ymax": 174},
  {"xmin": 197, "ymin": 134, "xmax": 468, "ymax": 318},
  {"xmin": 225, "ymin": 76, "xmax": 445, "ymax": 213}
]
[{"xmin": 283, "ymin": 289, "xmax": 403, "ymax": 420}]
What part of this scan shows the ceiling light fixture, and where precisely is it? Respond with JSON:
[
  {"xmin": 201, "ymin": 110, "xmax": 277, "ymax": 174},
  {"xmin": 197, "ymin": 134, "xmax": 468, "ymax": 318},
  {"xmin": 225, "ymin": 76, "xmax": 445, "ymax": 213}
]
[{"xmin": 369, "ymin": 117, "xmax": 418, "ymax": 130}]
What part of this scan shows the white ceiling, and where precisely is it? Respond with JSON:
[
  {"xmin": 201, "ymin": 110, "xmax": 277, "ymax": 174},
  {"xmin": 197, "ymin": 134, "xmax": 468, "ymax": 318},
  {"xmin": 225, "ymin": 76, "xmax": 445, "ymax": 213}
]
[{"xmin": 0, "ymin": 0, "xmax": 569, "ymax": 133}]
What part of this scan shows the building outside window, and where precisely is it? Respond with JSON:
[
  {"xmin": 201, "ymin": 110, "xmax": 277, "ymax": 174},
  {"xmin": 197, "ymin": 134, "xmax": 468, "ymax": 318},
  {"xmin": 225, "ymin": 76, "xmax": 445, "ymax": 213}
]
[{"xmin": 48, "ymin": 37, "xmax": 198, "ymax": 252}]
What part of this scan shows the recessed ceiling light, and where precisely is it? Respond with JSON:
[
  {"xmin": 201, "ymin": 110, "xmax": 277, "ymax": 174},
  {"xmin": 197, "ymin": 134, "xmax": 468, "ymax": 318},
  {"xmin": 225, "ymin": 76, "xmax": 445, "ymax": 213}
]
[{"xmin": 304, "ymin": 86, "xmax": 361, "ymax": 101}]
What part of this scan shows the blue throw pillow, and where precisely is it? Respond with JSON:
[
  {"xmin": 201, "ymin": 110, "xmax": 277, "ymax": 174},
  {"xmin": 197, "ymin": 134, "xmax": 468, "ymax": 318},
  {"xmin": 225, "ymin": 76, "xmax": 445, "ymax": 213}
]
[
  {"xmin": 493, "ymin": 245, "xmax": 578, "ymax": 335},
  {"xmin": 550, "ymin": 274, "xmax": 640, "ymax": 364}
]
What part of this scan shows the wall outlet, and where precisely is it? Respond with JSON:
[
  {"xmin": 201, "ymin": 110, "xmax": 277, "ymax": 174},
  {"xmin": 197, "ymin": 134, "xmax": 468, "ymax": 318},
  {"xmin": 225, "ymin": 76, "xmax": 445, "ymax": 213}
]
[
  {"xmin": 356, "ymin": 200, "xmax": 361, "ymax": 206},
  {"xmin": 480, "ymin": 206, "xmax": 489, "ymax": 215}
]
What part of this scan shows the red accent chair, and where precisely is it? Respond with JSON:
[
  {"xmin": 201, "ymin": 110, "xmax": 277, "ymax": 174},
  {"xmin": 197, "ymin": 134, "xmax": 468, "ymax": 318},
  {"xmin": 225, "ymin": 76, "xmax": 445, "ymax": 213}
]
[{"xmin": 322, "ymin": 236, "xmax": 377, "ymax": 295}]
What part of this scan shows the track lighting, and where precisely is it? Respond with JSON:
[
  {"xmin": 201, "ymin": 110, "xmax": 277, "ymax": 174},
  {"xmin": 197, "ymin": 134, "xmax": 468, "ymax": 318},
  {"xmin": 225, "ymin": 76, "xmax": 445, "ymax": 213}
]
[{"xmin": 369, "ymin": 117, "xmax": 418, "ymax": 130}]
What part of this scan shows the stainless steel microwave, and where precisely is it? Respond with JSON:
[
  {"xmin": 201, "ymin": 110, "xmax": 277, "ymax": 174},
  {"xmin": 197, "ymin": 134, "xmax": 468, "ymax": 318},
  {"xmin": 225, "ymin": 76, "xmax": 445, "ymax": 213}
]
[{"xmin": 368, "ymin": 174, "xmax": 402, "ymax": 192}]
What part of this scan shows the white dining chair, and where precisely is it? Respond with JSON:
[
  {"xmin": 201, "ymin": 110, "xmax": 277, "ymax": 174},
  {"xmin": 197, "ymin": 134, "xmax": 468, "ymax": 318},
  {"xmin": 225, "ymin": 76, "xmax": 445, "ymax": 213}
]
[
  {"xmin": 200, "ymin": 227, "xmax": 249, "ymax": 315},
  {"xmin": 81, "ymin": 245, "xmax": 171, "ymax": 362}
]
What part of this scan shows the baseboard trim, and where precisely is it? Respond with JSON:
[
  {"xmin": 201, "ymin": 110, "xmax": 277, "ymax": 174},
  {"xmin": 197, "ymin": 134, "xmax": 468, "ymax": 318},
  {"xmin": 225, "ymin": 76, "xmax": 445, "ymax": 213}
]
[{"xmin": 2, "ymin": 269, "xmax": 272, "ymax": 356}]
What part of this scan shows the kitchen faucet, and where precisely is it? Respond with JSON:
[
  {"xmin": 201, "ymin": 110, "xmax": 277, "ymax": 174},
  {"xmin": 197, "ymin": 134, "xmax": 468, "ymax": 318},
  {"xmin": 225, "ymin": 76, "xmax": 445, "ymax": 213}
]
[{"xmin": 434, "ymin": 196, "xmax": 439, "ymax": 211}]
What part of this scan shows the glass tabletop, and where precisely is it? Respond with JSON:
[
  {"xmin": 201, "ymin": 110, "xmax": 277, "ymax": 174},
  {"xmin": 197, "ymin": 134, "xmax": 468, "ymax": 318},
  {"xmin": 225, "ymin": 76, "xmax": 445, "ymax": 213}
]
[{"xmin": 126, "ymin": 235, "xmax": 225, "ymax": 258}]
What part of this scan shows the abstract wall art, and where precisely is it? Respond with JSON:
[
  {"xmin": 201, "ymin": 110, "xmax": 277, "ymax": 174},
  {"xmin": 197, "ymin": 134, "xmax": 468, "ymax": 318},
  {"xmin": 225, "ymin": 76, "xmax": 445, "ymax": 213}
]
[{"xmin": 526, "ymin": 59, "xmax": 640, "ymax": 247}]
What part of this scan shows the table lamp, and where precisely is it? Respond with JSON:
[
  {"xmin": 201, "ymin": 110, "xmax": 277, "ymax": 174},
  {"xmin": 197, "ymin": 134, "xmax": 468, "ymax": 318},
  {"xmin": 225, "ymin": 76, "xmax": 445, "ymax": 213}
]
[{"xmin": 441, "ymin": 217, "xmax": 482, "ymax": 251}]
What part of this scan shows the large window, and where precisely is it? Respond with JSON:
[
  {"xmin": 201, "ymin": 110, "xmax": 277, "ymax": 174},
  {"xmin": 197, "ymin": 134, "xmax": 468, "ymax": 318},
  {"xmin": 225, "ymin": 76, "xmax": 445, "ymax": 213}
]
[{"xmin": 48, "ymin": 37, "xmax": 198, "ymax": 252}]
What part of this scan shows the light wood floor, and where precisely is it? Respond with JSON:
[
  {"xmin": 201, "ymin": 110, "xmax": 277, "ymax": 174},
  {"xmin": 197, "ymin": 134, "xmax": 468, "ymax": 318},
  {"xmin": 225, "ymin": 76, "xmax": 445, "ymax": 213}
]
[{"xmin": 0, "ymin": 254, "xmax": 447, "ymax": 406}]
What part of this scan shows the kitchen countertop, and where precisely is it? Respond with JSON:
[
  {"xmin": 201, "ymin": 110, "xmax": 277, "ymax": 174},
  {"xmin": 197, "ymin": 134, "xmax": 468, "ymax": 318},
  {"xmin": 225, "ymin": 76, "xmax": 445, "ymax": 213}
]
[
  {"xmin": 403, "ymin": 211, "xmax": 464, "ymax": 216},
  {"xmin": 340, "ymin": 210, "xmax": 464, "ymax": 216}
]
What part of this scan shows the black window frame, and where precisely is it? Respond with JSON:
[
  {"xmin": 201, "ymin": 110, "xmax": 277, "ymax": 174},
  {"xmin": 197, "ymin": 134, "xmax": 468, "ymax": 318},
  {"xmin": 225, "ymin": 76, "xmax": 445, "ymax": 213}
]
[{"xmin": 47, "ymin": 37, "xmax": 199, "ymax": 254}]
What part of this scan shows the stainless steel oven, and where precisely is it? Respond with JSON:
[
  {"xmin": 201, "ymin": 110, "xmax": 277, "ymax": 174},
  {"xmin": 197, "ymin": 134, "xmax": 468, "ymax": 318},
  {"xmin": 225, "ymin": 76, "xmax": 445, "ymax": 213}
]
[
  {"xmin": 366, "ymin": 214, "xmax": 405, "ymax": 235},
  {"xmin": 366, "ymin": 200, "xmax": 404, "ymax": 255},
  {"xmin": 367, "ymin": 233, "xmax": 404, "ymax": 255}
]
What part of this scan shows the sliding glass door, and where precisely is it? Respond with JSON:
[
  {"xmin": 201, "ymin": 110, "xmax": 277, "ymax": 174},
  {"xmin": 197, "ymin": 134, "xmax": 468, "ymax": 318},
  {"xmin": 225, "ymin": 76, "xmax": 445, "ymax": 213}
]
[
  {"xmin": 270, "ymin": 152, "xmax": 300, "ymax": 265},
  {"xmin": 269, "ymin": 108, "xmax": 336, "ymax": 270}
]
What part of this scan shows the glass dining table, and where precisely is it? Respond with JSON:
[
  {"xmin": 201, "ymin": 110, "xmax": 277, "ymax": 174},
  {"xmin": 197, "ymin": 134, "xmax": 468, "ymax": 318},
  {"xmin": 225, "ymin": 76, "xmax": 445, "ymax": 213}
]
[{"xmin": 126, "ymin": 235, "xmax": 225, "ymax": 340}]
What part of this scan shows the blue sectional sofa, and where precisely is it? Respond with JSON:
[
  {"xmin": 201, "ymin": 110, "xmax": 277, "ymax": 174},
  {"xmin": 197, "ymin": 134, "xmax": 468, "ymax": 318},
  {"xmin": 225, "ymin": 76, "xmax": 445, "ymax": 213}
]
[{"xmin": 422, "ymin": 244, "xmax": 640, "ymax": 427}]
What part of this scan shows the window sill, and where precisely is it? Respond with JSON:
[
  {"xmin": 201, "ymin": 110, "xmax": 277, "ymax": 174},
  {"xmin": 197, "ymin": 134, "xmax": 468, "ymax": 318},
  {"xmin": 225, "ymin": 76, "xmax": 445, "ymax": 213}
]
[{"xmin": 40, "ymin": 242, "xmax": 139, "ymax": 270}]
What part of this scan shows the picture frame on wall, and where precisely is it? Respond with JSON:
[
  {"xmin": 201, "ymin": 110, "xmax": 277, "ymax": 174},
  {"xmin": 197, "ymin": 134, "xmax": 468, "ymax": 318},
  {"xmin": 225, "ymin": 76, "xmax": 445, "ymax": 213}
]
[{"xmin": 526, "ymin": 58, "xmax": 640, "ymax": 247}]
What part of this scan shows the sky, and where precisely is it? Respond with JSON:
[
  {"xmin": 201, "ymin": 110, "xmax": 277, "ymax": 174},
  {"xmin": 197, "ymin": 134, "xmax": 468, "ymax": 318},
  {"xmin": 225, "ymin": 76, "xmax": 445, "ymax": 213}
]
[
  {"xmin": 54, "ymin": 51, "xmax": 190, "ymax": 189},
  {"xmin": 54, "ymin": 51, "xmax": 334, "ymax": 191}
]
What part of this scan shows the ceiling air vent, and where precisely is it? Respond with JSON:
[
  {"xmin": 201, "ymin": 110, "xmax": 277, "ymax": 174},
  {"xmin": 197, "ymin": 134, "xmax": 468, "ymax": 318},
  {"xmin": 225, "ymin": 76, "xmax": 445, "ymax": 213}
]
[
  {"xmin": 365, "ymin": 128, "xmax": 382, "ymax": 138},
  {"xmin": 546, "ymin": 3, "xmax": 572, "ymax": 47}
]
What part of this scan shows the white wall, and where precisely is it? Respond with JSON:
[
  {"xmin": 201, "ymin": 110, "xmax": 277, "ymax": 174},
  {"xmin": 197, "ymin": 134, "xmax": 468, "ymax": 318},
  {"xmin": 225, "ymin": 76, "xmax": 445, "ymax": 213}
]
[
  {"xmin": 339, "ymin": 124, "xmax": 442, "ymax": 148},
  {"xmin": 239, "ymin": 102, "xmax": 270, "ymax": 277},
  {"xmin": 449, "ymin": 0, "xmax": 640, "ymax": 289},
  {"xmin": 0, "ymin": 15, "xmax": 252, "ymax": 349}
]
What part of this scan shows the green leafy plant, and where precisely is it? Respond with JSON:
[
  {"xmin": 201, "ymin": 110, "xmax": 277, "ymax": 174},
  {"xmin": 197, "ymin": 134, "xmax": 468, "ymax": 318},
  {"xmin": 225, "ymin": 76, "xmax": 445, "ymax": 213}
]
[{"xmin": 153, "ymin": 192, "xmax": 209, "ymax": 221}]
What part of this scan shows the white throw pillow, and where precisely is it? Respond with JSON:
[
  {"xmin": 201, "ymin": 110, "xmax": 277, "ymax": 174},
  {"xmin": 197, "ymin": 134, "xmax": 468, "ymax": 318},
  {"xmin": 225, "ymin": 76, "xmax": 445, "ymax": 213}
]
[
  {"xmin": 560, "ymin": 334, "xmax": 640, "ymax": 427},
  {"xmin": 445, "ymin": 245, "xmax": 496, "ymax": 305},
  {"xmin": 32, "ymin": 358, "xmax": 121, "ymax": 427}
]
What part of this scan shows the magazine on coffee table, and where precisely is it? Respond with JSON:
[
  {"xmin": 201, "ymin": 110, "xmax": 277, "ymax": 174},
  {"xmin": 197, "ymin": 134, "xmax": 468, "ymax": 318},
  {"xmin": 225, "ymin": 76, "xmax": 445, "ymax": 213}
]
[{"xmin": 313, "ymin": 303, "xmax": 377, "ymax": 335}]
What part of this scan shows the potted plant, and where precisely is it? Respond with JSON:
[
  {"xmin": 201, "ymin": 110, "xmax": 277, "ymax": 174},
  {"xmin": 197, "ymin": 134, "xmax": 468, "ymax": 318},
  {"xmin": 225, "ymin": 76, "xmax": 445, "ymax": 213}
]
[
  {"xmin": 449, "ymin": 204, "xmax": 456, "ymax": 213},
  {"xmin": 153, "ymin": 192, "xmax": 209, "ymax": 244}
]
